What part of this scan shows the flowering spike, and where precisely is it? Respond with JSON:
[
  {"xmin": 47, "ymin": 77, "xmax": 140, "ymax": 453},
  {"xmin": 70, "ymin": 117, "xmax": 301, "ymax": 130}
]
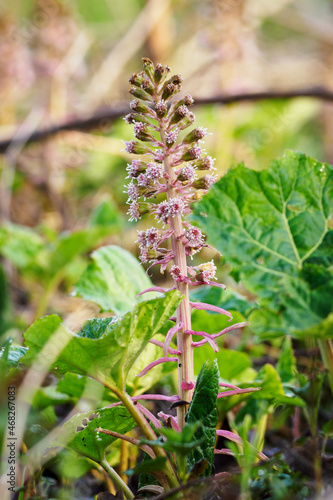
[{"xmin": 124, "ymin": 58, "xmax": 234, "ymax": 429}]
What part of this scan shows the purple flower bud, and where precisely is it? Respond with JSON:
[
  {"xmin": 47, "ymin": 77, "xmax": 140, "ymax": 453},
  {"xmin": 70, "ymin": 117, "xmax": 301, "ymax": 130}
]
[
  {"xmin": 124, "ymin": 140, "xmax": 152, "ymax": 155},
  {"xmin": 162, "ymin": 83, "xmax": 177, "ymax": 101},
  {"xmin": 133, "ymin": 122, "xmax": 156, "ymax": 143},
  {"xmin": 129, "ymin": 86, "xmax": 154, "ymax": 102},
  {"xmin": 155, "ymin": 100, "xmax": 168, "ymax": 118},
  {"xmin": 192, "ymin": 174, "xmax": 217, "ymax": 190},
  {"xmin": 125, "ymin": 113, "xmax": 151, "ymax": 125},
  {"xmin": 155, "ymin": 200, "xmax": 170, "ymax": 224},
  {"xmin": 169, "ymin": 105, "xmax": 188, "ymax": 126},
  {"xmin": 137, "ymin": 173, "xmax": 151, "ymax": 187},
  {"xmin": 141, "ymin": 76, "xmax": 154, "ymax": 95},
  {"xmin": 137, "ymin": 230, "xmax": 148, "ymax": 246},
  {"xmin": 177, "ymin": 165, "xmax": 196, "ymax": 183},
  {"xmin": 183, "ymin": 127, "xmax": 208, "ymax": 144},
  {"xmin": 130, "ymin": 99, "xmax": 152, "ymax": 114},
  {"xmin": 183, "ymin": 94, "xmax": 194, "ymax": 106},
  {"xmin": 185, "ymin": 227, "xmax": 205, "ymax": 247},
  {"xmin": 161, "ymin": 75, "xmax": 182, "ymax": 100},
  {"xmin": 126, "ymin": 181, "xmax": 141, "ymax": 202},
  {"xmin": 193, "ymin": 156, "xmax": 215, "ymax": 170},
  {"xmin": 128, "ymin": 201, "xmax": 152, "ymax": 221},
  {"xmin": 168, "ymin": 198, "xmax": 185, "ymax": 217},
  {"xmin": 146, "ymin": 227, "xmax": 161, "ymax": 246},
  {"xmin": 154, "ymin": 63, "xmax": 170, "ymax": 84},
  {"xmin": 126, "ymin": 160, "xmax": 147, "ymax": 178},
  {"xmin": 165, "ymin": 128, "xmax": 179, "ymax": 146},
  {"xmin": 177, "ymin": 111, "xmax": 196, "ymax": 131},
  {"xmin": 142, "ymin": 57, "xmax": 155, "ymax": 81},
  {"xmin": 146, "ymin": 162, "xmax": 164, "ymax": 180},
  {"xmin": 181, "ymin": 145, "xmax": 202, "ymax": 162},
  {"xmin": 170, "ymin": 265, "xmax": 182, "ymax": 280},
  {"xmin": 129, "ymin": 72, "xmax": 144, "ymax": 87}
]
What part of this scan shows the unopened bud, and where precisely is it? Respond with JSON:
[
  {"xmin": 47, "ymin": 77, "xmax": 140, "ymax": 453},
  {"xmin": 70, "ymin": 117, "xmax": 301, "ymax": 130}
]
[
  {"xmin": 125, "ymin": 140, "xmax": 152, "ymax": 155},
  {"xmin": 162, "ymin": 83, "xmax": 177, "ymax": 101},
  {"xmin": 130, "ymin": 99, "xmax": 151, "ymax": 114},
  {"xmin": 142, "ymin": 57, "xmax": 155, "ymax": 81},
  {"xmin": 141, "ymin": 76, "xmax": 154, "ymax": 96},
  {"xmin": 177, "ymin": 165, "xmax": 196, "ymax": 183},
  {"xmin": 126, "ymin": 160, "xmax": 147, "ymax": 178},
  {"xmin": 183, "ymin": 127, "xmax": 207, "ymax": 144},
  {"xmin": 133, "ymin": 122, "xmax": 156, "ymax": 143},
  {"xmin": 129, "ymin": 72, "xmax": 145, "ymax": 87},
  {"xmin": 169, "ymin": 105, "xmax": 188, "ymax": 125},
  {"xmin": 193, "ymin": 156, "xmax": 215, "ymax": 170},
  {"xmin": 130, "ymin": 86, "xmax": 153, "ymax": 102},
  {"xmin": 177, "ymin": 112, "xmax": 195, "ymax": 131},
  {"xmin": 124, "ymin": 113, "xmax": 151, "ymax": 125},
  {"xmin": 155, "ymin": 100, "xmax": 168, "ymax": 118},
  {"xmin": 181, "ymin": 145, "xmax": 202, "ymax": 162},
  {"xmin": 154, "ymin": 63, "xmax": 170, "ymax": 84},
  {"xmin": 128, "ymin": 202, "xmax": 152, "ymax": 221},
  {"xmin": 192, "ymin": 174, "xmax": 217, "ymax": 190}
]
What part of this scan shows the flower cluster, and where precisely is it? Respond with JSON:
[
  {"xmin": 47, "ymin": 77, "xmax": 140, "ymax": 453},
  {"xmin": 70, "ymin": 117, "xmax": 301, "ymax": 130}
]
[
  {"xmin": 124, "ymin": 58, "xmax": 218, "ymax": 276},
  {"xmin": 122, "ymin": 59, "xmax": 256, "ymax": 436}
]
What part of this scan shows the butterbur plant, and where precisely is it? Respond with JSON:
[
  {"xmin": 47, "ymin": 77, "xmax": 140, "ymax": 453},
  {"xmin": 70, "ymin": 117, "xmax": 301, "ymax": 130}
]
[
  {"xmin": 14, "ymin": 58, "xmax": 263, "ymax": 500},
  {"xmin": 124, "ymin": 58, "xmax": 233, "ymax": 426},
  {"xmin": 104, "ymin": 58, "xmax": 261, "ymax": 491}
]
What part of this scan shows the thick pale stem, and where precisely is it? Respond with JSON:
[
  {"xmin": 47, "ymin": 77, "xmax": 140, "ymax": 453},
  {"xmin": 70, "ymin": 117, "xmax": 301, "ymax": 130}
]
[
  {"xmin": 158, "ymin": 124, "xmax": 194, "ymax": 429},
  {"xmin": 101, "ymin": 457, "xmax": 134, "ymax": 499}
]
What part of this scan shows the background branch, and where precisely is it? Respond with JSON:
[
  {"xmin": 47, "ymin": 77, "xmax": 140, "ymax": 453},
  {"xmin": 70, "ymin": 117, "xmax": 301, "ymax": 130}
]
[{"xmin": 1, "ymin": 87, "xmax": 333, "ymax": 154}]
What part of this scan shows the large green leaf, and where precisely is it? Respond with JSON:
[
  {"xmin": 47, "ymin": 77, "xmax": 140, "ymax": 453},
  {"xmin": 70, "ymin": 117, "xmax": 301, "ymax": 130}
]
[
  {"xmin": 193, "ymin": 151, "xmax": 333, "ymax": 340},
  {"xmin": 56, "ymin": 373, "xmax": 116, "ymax": 403},
  {"xmin": 194, "ymin": 346, "xmax": 252, "ymax": 381},
  {"xmin": 185, "ymin": 359, "xmax": 219, "ymax": 476},
  {"xmin": 0, "ymin": 224, "xmax": 44, "ymax": 270},
  {"xmin": 56, "ymin": 407, "xmax": 136, "ymax": 463},
  {"xmin": 74, "ymin": 245, "xmax": 156, "ymax": 315},
  {"xmin": 22, "ymin": 290, "xmax": 181, "ymax": 391}
]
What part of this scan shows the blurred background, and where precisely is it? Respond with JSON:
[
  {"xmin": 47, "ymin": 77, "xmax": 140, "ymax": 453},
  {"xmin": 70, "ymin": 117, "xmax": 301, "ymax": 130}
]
[{"xmin": 0, "ymin": 0, "xmax": 332, "ymax": 338}]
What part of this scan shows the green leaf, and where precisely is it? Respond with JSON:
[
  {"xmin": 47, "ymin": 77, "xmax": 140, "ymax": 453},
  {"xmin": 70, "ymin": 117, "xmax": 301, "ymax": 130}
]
[
  {"xmin": 193, "ymin": 150, "xmax": 333, "ymax": 341},
  {"xmin": 253, "ymin": 364, "xmax": 284, "ymax": 400},
  {"xmin": 46, "ymin": 227, "xmax": 113, "ymax": 279},
  {"xmin": 56, "ymin": 373, "xmax": 116, "ymax": 403},
  {"xmin": 0, "ymin": 342, "xmax": 27, "ymax": 369},
  {"xmin": 74, "ymin": 245, "xmax": 156, "ymax": 315},
  {"xmin": 32, "ymin": 386, "xmax": 71, "ymax": 410},
  {"xmin": 126, "ymin": 456, "xmax": 167, "ymax": 476},
  {"xmin": 78, "ymin": 317, "xmax": 120, "ymax": 339},
  {"xmin": 56, "ymin": 407, "xmax": 136, "ymax": 463},
  {"xmin": 138, "ymin": 453, "xmax": 161, "ymax": 490},
  {"xmin": 0, "ymin": 223, "xmax": 44, "ymax": 270},
  {"xmin": 185, "ymin": 359, "xmax": 219, "ymax": 476},
  {"xmin": 89, "ymin": 198, "xmax": 122, "ymax": 228},
  {"xmin": 194, "ymin": 346, "xmax": 252, "ymax": 381},
  {"xmin": 276, "ymin": 337, "xmax": 296, "ymax": 384},
  {"xmin": 23, "ymin": 290, "xmax": 181, "ymax": 391}
]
